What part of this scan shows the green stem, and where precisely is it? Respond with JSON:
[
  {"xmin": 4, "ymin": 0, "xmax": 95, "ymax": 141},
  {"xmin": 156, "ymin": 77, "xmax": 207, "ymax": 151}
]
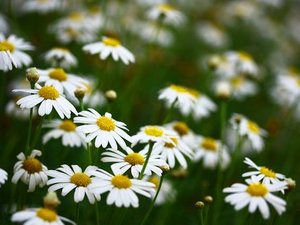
[
  {"xmin": 138, "ymin": 141, "xmax": 154, "ymax": 179},
  {"xmin": 140, "ymin": 174, "xmax": 165, "ymax": 225},
  {"xmin": 26, "ymin": 83, "xmax": 35, "ymax": 153},
  {"xmin": 87, "ymin": 143, "xmax": 93, "ymax": 165},
  {"xmin": 31, "ymin": 117, "xmax": 44, "ymax": 149},
  {"xmin": 220, "ymin": 101, "xmax": 227, "ymax": 145},
  {"xmin": 95, "ymin": 202, "xmax": 100, "ymax": 225},
  {"xmin": 161, "ymin": 99, "xmax": 177, "ymax": 124},
  {"xmin": 75, "ymin": 203, "xmax": 80, "ymax": 225},
  {"xmin": 79, "ymin": 99, "xmax": 84, "ymax": 111},
  {"xmin": 204, "ymin": 205, "xmax": 210, "ymax": 225}
]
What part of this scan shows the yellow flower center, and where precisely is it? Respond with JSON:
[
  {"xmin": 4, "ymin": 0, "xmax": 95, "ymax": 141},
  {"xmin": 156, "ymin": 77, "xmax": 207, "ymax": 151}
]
[
  {"xmin": 170, "ymin": 84, "xmax": 199, "ymax": 98},
  {"xmin": 49, "ymin": 68, "xmax": 68, "ymax": 82},
  {"xmin": 70, "ymin": 173, "xmax": 91, "ymax": 187},
  {"xmin": 66, "ymin": 28, "xmax": 79, "ymax": 37},
  {"xmin": 111, "ymin": 175, "xmax": 132, "ymax": 189},
  {"xmin": 102, "ymin": 37, "xmax": 121, "ymax": 47},
  {"xmin": 144, "ymin": 126, "xmax": 164, "ymax": 137},
  {"xmin": 247, "ymin": 121, "xmax": 260, "ymax": 134},
  {"xmin": 260, "ymin": 167, "xmax": 276, "ymax": 178},
  {"xmin": 69, "ymin": 12, "xmax": 83, "ymax": 21},
  {"xmin": 173, "ymin": 122, "xmax": 189, "ymax": 136},
  {"xmin": 159, "ymin": 3, "xmax": 175, "ymax": 12},
  {"xmin": 297, "ymin": 79, "xmax": 300, "ymax": 87},
  {"xmin": 0, "ymin": 41, "xmax": 15, "ymax": 52},
  {"xmin": 246, "ymin": 183, "xmax": 268, "ymax": 197},
  {"xmin": 38, "ymin": 86, "xmax": 60, "ymax": 100},
  {"xmin": 239, "ymin": 51, "xmax": 252, "ymax": 61},
  {"xmin": 125, "ymin": 153, "xmax": 145, "ymax": 165},
  {"xmin": 164, "ymin": 137, "xmax": 178, "ymax": 148},
  {"xmin": 201, "ymin": 138, "xmax": 217, "ymax": 151},
  {"xmin": 231, "ymin": 76, "xmax": 244, "ymax": 88},
  {"xmin": 36, "ymin": 208, "xmax": 57, "ymax": 222},
  {"xmin": 53, "ymin": 47, "xmax": 70, "ymax": 53},
  {"xmin": 96, "ymin": 116, "xmax": 115, "ymax": 131},
  {"xmin": 148, "ymin": 176, "xmax": 160, "ymax": 189},
  {"xmin": 23, "ymin": 158, "xmax": 43, "ymax": 174},
  {"xmin": 59, "ymin": 120, "xmax": 76, "ymax": 132}
]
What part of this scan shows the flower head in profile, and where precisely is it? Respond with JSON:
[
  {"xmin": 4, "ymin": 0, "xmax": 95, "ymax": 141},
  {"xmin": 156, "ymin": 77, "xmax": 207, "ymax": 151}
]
[
  {"xmin": 90, "ymin": 169, "xmax": 155, "ymax": 207},
  {"xmin": 0, "ymin": 33, "xmax": 33, "ymax": 71},
  {"xmin": 223, "ymin": 176, "xmax": 287, "ymax": 219},
  {"xmin": 47, "ymin": 165, "xmax": 100, "ymax": 204},
  {"xmin": 0, "ymin": 168, "xmax": 8, "ymax": 187},
  {"xmin": 43, "ymin": 119, "xmax": 86, "ymax": 148},
  {"xmin": 12, "ymin": 150, "xmax": 48, "ymax": 192},
  {"xmin": 13, "ymin": 84, "xmax": 78, "ymax": 119},
  {"xmin": 44, "ymin": 48, "xmax": 77, "ymax": 69},
  {"xmin": 83, "ymin": 36, "xmax": 135, "ymax": 65},
  {"xmin": 74, "ymin": 109, "xmax": 132, "ymax": 149},
  {"xmin": 23, "ymin": 0, "xmax": 65, "ymax": 14}
]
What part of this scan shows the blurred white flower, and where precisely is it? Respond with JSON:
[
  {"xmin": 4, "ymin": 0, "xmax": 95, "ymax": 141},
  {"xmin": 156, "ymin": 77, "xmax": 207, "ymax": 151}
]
[{"xmin": 44, "ymin": 48, "xmax": 77, "ymax": 69}]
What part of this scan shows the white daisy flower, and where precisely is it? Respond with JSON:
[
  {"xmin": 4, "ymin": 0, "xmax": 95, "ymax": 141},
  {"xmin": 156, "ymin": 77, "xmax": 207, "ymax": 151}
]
[
  {"xmin": 11, "ymin": 207, "xmax": 74, "ymax": 225},
  {"xmin": 47, "ymin": 165, "xmax": 100, "ymax": 204},
  {"xmin": 6, "ymin": 97, "xmax": 37, "ymax": 120},
  {"xmin": 13, "ymin": 84, "xmax": 78, "ymax": 119},
  {"xmin": 230, "ymin": 76, "xmax": 258, "ymax": 100},
  {"xmin": 0, "ymin": 33, "xmax": 33, "ymax": 71},
  {"xmin": 23, "ymin": 0, "xmax": 65, "ymax": 14},
  {"xmin": 101, "ymin": 147, "xmax": 167, "ymax": 178},
  {"xmin": 191, "ymin": 93, "xmax": 217, "ymax": 120},
  {"xmin": 197, "ymin": 22, "xmax": 228, "ymax": 48},
  {"xmin": 12, "ymin": 150, "xmax": 48, "ymax": 192},
  {"xmin": 52, "ymin": 26, "xmax": 97, "ymax": 44},
  {"xmin": 83, "ymin": 36, "xmax": 135, "ymax": 65},
  {"xmin": 43, "ymin": 119, "xmax": 86, "ymax": 148},
  {"xmin": 90, "ymin": 169, "xmax": 155, "ymax": 208},
  {"xmin": 0, "ymin": 168, "xmax": 8, "ymax": 187},
  {"xmin": 37, "ymin": 68, "xmax": 89, "ymax": 98},
  {"xmin": 243, "ymin": 158, "xmax": 286, "ymax": 185},
  {"xmin": 44, "ymin": 48, "xmax": 77, "ymax": 69},
  {"xmin": 223, "ymin": 176, "xmax": 287, "ymax": 219},
  {"xmin": 153, "ymin": 135, "xmax": 193, "ymax": 169},
  {"xmin": 74, "ymin": 109, "xmax": 132, "ymax": 149},
  {"xmin": 147, "ymin": 3, "xmax": 186, "ymax": 26},
  {"xmin": 194, "ymin": 136, "xmax": 230, "ymax": 169}
]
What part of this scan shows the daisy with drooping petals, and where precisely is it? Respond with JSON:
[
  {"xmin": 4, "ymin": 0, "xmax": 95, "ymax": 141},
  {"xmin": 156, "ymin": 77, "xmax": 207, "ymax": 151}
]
[
  {"xmin": 44, "ymin": 48, "xmax": 77, "ymax": 69},
  {"xmin": 0, "ymin": 168, "xmax": 8, "ymax": 187},
  {"xmin": 223, "ymin": 176, "xmax": 287, "ymax": 219},
  {"xmin": 11, "ymin": 207, "xmax": 74, "ymax": 225},
  {"xmin": 194, "ymin": 136, "xmax": 230, "ymax": 169},
  {"xmin": 12, "ymin": 150, "xmax": 48, "ymax": 192},
  {"xmin": 13, "ymin": 84, "xmax": 78, "ymax": 119},
  {"xmin": 47, "ymin": 165, "xmax": 100, "ymax": 204},
  {"xmin": 0, "ymin": 33, "xmax": 33, "ymax": 71},
  {"xmin": 74, "ymin": 109, "xmax": 132, "ymax": 149},
  {"xmin": 83, "ymin": 36, "xmax": 135, "ymax": 65},
  {"xmin": 101, "ymin": 147, "xmax": 167, "ymax": 178},
  {"xmin": 90, "ymin": 169, "xmax": 155, "ymax": 207},
  {"xmin": 43, "ymin": 119, "xmax": 86, "ymax": 148}
]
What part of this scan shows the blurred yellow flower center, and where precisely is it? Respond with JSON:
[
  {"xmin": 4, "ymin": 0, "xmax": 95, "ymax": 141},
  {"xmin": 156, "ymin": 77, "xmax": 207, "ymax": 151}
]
[
  {"xmin": 246, "ymin": 183, "xmax": 268, "ymax": 196},
  {"xmin": 96, "ymin": 116, "xmax": 115, "ymax": 131},
  {"xmin": 111, "ymin": 175, "xmax": 131, "ymax": 189},
  {"xmin": 69, "ymin": 12, "xmax": 83, "ymax": 21},
  {"xmin": 70, "ymin": 173, "xmax": 91, "ymax": 187},
  {"xmin": 239, "ymin": 51, "xmax": 252, "ymax": 61},
  {"xmin": 164, "ymin": 137, "xmax": 178, "ymax": 148},
  {"xmin": 260, "ymin": 167, "xmax": 276, "ymax": 178},
  {"xmin": 148, "ymin": 176, "xmax": 160, "ymax": 188},
  {"xmin": 0, "ymin": 41, "xmax": 15, "ymax": 52},
  {"xmin": 248, "ymin": 121, "xmax": 260, "ymax": 134},
  {"xmin": 66, "ymin": 28, "xmax": 79, "ymax": 37},
  {"xmin": 103, "ymin": 37, "xmax": 121, "ymax": 47},
  {"xmin": 59, "ymin": 120, "xmax": 76, "ymax": 132},
  {"xmin": 23, "ymin": 158, "xmax": 42, "ymax": 174},
  {"xmin": 49, "ymin": 68, "xmax": 67, "ymax": 81},
  {"xmin": 39, "ymin": 86, "xmax": 60, "ymax": 100},
  {"xmin": 53, "ymin": 47, "xmax": 69, "ymax": 53},
  {"xmin": 144, "ymin": 126, "xmax": 164, "ymax": 137},
  {"xmin": 231, "ymin": 76, "xmax": 244, "ymax": 88},
  {"xmin": 36, "ymin": 208, "xmax": 57, "ymax": 222},
  {"xmin": 201, "ymin": 138, "xmax": 217, "ymax": 151},
  {"xmin": 159, "ymin": 4, "xmax": 175, "ymax": 12},
  {"xmin": 173, "ymin": 122, "xmax": 189, "ymax": 136},
  {"xmin": 125, "ymin": 153, "xmax": 145, "ymax": 165},
  {"xmin": 170, "ymin": 84, "xmax": 198, "ymax": 98}
]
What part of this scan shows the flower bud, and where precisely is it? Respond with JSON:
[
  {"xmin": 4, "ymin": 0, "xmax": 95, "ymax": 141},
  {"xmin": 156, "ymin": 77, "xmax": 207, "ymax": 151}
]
[
  {"xmin": 43, "ymin": 192, "xmax": 60, "ymax": 209},
  {"xmin": 203, "ymin": 195, "xmax": 213, "ymax": 203},
  {"xmin": 105, "ymin": 90, "xmax": 117, "ymax": 102},
  {"xmin": 74, "ymin": 87, "xmax": 86, "ymax": 100},
  {"xmin": 285, "ymin": 178, "xmax": 296, "ymax": 191},
  {"xmin": 195, "ymin": 201, "xmax": 205, "ymax": 209},
  {"xmin": 215, "ymin": 81, "xmax": 231, "ymax": 100},
  {"xmin": 26, "ymin": 67, "xmax": 40, "ymax": 85}
]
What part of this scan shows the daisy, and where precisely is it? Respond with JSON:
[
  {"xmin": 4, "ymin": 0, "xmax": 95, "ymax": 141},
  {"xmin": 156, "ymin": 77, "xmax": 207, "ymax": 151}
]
[
  {"xmin": 0, "ymin": 33, "xmax": 33, "ymax": 71},
  {"xmin": 13, "ymin": 84, "xmax": 78, "ymax": 119},
  {"xmin": 11, "ymin": 207, "xmax": 74, "ymax": 225},
  {"xmin": 51, "ymin": 26, "xmax": 97, "ymax": 44},
  {"xmin": 22, "ymin": 0, "xmax": 65, "ymax": 14},
  {"xmin": 197, "ymin": 22, "xmax": 228, "ymax": 48},
  {"xmin": 74, "ymin": 109, "xmax": 132, "ymax": 149},
  {"xmin": 47, "ymin": 165, "xmax": 100, "ymax": 204},
  {"xmin": 43, "ymin": 119, "xmax": 86, "ymax": 148},
  {"xmin": 83, "ymin": 36, "xmax": 135, "ymax": 65},
  {"xmin": 193, "ymin": 136, "xmax": 230, "ymax": 169},
  {"xmin": 147, "ymin": 3, "xmax": 186, "ymax": 26},
  {"xmin": 191, "ymin": 93, "xmax": 217, "ymax": 120},
  {"xmin": 101, "ymin": 147, "xmax": 167, "ymax": 178},
  {"xmin": 37, "ymin": 68, "xmax": 89, "ymax": 98},
  {"xmin": 227, "ymin": 51, "xmax": 259, "ymax": 76},
  {"xmin": 44, "ymin": 48, "xmax": 77, "ymax": 69},
  {"xmin": 223, "ymin": 176, "xmax": 287, "ymax": 219},
  {"xmin": 242, "ymin": 158, "xmax": 286, "ymax": 185},
  {"xmin": 12, "ymin": 150, "xmax": 48, "ymax": 192},
  {"xmin": 6, "ymin": 97, "xmax": 37, "ymax": 120},
  {"xmin": 229, "ymin": 76, "xmax": 257, "ymax": 100},
  {"xmin": 0, "ymin": 168, "xmax": 8, "ymax": 187},
  {"xmin": 153, "ymin": 135, "xmax": 193, "ymax": 169},
  {"xmin": 90, "ymin": 169, "xmax": 155, "ymax": 207}
]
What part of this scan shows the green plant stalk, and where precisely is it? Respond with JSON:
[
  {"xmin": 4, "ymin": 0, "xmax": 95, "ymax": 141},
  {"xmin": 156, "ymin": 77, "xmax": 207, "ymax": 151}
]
[
  {"xmin": 220, "ymin": 101, "xmax": 227, "ymax": 145},
  {"xmin": 95, "ymin": 202, "xmax": 100, "ymax": 225},
  {"xmin": 138, "ymin": 141, "xmax": 154, "ymax": 179},
  {"xmin": 75, "ymin": 203, "xmax": 80, "ymax": 225},
  {"xmin": 162, "ymin": 99, "xmax": 177, "ymax": 124},
  {"xmin": 87, "ymin": 143, "xmax": 93, "ymax": 165},
  {"xmin": 31, "ymin": 117, "xmax": 44, "ymax": 149},
  {"xmin": 26, "ymin": 83, "xmax": 35, "ymax": 153}
]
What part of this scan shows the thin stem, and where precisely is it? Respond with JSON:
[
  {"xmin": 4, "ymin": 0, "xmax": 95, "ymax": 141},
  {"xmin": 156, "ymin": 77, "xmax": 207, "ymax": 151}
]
[
  {"xmin": 220, "ymin": 101, "xmax": 227, "ymax": 145},
  {"xmin": 204, "ymin": 205, "xmax": 210, "ymax": 225},
  {"xmin": 95, "ymin": 202, "xmax": 100, "ymax": 225},
  {"xmin": 138, "ymin": 141, "xmax": 154, "ymax": 179},
  {"xmin": 79, "ymin": 99, "xmax": 84, "ymax": 111},
  {"xmin": 161, "ymin": 99, "xmax": 177, "ymax": 124},
  {"xmin": 26, "ymin": 83, "xmax": 35, "ymax": 153},
  {"xmin": 87, "ymin": 143, "xmax": 93, "ymax": 165},
  {"xmin": 31, "ymin": 117, "xmax": 44, "ymax": 149},
  {"xmin": 75, "ymin": 203, "xmax": 80, "ymax": 225},
  {"xmin": 140, "ymin": 174, "xmax": 165, "ymax": 225},
  {"xmin": 199, "ymin": 209, "xmax": 204, "ymax": 225}
]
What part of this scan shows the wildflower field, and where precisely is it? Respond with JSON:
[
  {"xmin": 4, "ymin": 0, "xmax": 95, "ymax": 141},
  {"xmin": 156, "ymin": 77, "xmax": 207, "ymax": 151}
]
[{"xmin": 0, "ymin": 0, "xmax": 300, "ymax": 225}]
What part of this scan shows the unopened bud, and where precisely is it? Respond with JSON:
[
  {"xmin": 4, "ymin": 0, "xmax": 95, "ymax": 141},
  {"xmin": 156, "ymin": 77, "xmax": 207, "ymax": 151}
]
[
  {"xmin": 105, "ymin": 90, "xmax": 117, "ymax": 102},
  {"xmin": 160, "ymin": 164, "xmax": 170, "ymax": 173},
  {"xmin": 74, "ymin": 88, "xmax": 86, "ymax": 100},
  {"xmin": 43, "ymin": 192, "xmax": 60, "ymax": 209},
  {"xmin": 208, "ymin": 55, "xmax": 222, "ymax": 70},
  {"xmin": 203, "ymin": 195, "xmax": 213, "ymax": 203},
  {"xmin": 215, "ymin": 81, "xmax": 231, "ymax": 100},
  {"xmin": 26, "ymin": 67, "xmax": 40, "ymax": 85},
  {"xmin": 171, "ymin": 168, "xmax": 188, "ymax": 178},
  {"xmin": 195, "ymin": 201, "xmax": 205, "ymax": 209},
  {"xmin": 285, "ymin": 178, "xmax": 296, "ymax": 191}
]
